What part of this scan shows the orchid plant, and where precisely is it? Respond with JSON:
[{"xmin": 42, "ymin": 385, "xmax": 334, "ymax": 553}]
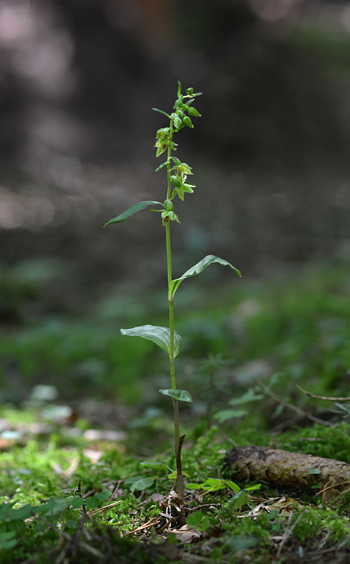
[{"xmin": 104, "ymin": 82, "xmax": 241, "ymax": 499}]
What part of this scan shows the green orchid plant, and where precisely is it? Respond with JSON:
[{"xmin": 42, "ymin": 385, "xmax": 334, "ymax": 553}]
[{"xmin": 104, "ymin": 82, "xmax": 241, "ymax": 500}]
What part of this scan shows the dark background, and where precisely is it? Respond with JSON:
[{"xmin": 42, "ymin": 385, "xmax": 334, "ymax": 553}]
[{"xmin": 1, "ymin": 0, "xmax": 350, "ymax": 305}]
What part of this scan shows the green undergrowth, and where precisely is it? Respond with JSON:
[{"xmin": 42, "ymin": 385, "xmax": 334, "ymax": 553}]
[
  {"xmin": 1, "ymin": 260, "xmax": 350, "ymax": 560},
  {"xmin": 0, "ymin": 263, "xmax": 350, "ymax": 428},
  {"xmin": 2, "ymin": 424, "xmax": 350, "ymax": 563},
  {"xmin": 1, "ymin": 260, "xmax": 350, "ymax": 411}
]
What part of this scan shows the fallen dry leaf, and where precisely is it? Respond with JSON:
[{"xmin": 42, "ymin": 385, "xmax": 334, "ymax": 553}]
[
  {"xmin": 170, "ymin": 524, "xmax": 203, "ymax": 543},
  {"xmin": 246, "ymin": 496, "xmax": 303, "ymax": 518}
]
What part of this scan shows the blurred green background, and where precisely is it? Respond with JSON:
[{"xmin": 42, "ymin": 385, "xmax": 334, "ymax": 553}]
[{"xmin": 1, "ymin": 0, "xmax": 350, "ymax": 433}]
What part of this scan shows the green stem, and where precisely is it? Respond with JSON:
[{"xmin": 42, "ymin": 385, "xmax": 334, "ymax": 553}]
[
  {"xmin": 165, "ymin": 221, "xmax": 184, "ymax": 499},
  {"xmin": 166, "ymin": 118, "xmax": 174, "ymax": 201},
  {"xmin": 165, "ymin": 120, "xmax": 184, "ymax": 499}
]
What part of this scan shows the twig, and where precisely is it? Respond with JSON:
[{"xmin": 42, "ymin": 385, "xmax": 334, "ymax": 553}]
[
  {"xmin": 123, "ymin": 517, "xmax": 161, "ymax": 536},
  {"xmin": 157, "ymin": 516, "xmax": 175, "ymax": 534},
  {"xmin": 259, "ymin": 381, "xmax": 332, "ymax": 427},
  {"xmin": 110, "ymin": 480, "xmax": 122, "ymax": 500},
  {"xmin": 184, "ymin": 482, "xmax": 228, "ymax": 506},
  {"xmin": 317, "ymin": 480, "xmax": 350, "ymax": 496},
  {"xmin": 218, "ymin": 428, "xmax": 238, "ymax": 447},
  {"xmin": 298, "ymin": 386, "xmax": 350, "ymax": 402},
  {"xmin": 87, "ymin": 500, "xmax": 122, "ymax": 517},
  {"xmin": 190, "ymin": 503, "xmax": 221, "ymax": 510},
  {"xmin": 276, "ymin": 511, "xmax": 304, "ymax": 559}
]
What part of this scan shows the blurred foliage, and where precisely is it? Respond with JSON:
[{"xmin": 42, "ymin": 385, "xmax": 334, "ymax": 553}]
[{"xmin": 0, "ymin": 258, "xmax": 350, "ymax": 443}]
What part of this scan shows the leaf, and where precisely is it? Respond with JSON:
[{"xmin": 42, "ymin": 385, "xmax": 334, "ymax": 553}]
[
  {"xmin": 155, "ymin": 161, "xmax": 169, "ymax": 172},
  {"xmin": 121, "ymin": 325, "xmax": 182, "ymax": 357},
  {"xmin": 153, "ymin": 107, "xmax": 171, "ymax": 119},
  {"xmin": 212, "ymin": 409, "xmax": 248, "ymax": 423},
  {"xmin": 186, "ymin": 479, "xmax": 222, "ymax": 492},
  {"xmin": 169, "ymin": 255, "xmax": 241, "ymax": 299},
  {"xmin": 269, "ymin": 509, "xmax": 279, "ymax": 520},
  {"xmin": 187, "ymin": 511, "xmax": 203, "ymax": 527},
  {"xmin": 201, "ymin": 479, "xmax": 226, "ymax": 491},
  {"xmin": 186, "ymin": 483, "xmax": 202, "ymax": 490},
  {"xmin": 198, "ymin": 515, "xmax": 209, "ymax": 532},
  {"xmin": 12, "ymin": 504, "xmax": 37, "ymax": 520},
  {"xmin": 71, "ymin": 498, "xmax": 85, "ymax": 509},
  {"xmin": 187, "ymin": 512, "xmax": 209, "ymax": 532},
  {"xmin": 177, "ymin": 81, "xmax": 182, "ymax": 97},
  {"xmin": 223, "ymin": 480, "xmax": 241, "ymax": 493},
  {"xmin": 37, "ymin": 498, "xmax": 70, "ymax": 517},
  {"xmin": 229, "ymin": 389, "xmax": 264, "ymax": 406},
  {"xmin": 104, "ymin": 201, "xmax": 162, "ymax": 226},
  {"xmin": 245, "ymin": 483, "xmax": 261, "ymax": 491},
  {"xmin": 86, "ymin": 497, "xmax": 99, "ymax": 509},
  {"xmin": 0, "ymin": 503, "xmax": 18, "ymax": 523},
  {"xmin": 2, "ymin": 519, "xmax": 25, "ymax": 535},
  {"xmin": 0, "ymin": 531, "xmax": 17, "ymax": 550},
  {"xmin": 159, "ymin": 389, "xmax": 193, "ymax": 402},
  {"xmin": 167, "ymin": 471, "xmax": 177, "ymax": 479},
  {"xmin": 230, "ymin": 489, "xmax": 248, "ymax": 510},
  {"xmin": 130, "ymin": 477, "xmax": 154, "ymax": 493},
  {"xmin": 186, "ymin": 479, "xmax": 238, "ymax": 493},
  {"xmin": 140, "ymin": 461, "xmax": 174, "ymax": 473},
  {"xmin": 167, "ymin": 470, "xmax": 190, "ymax": 479},
  {"xmin": 95, "ymin": 490, "xmax": 112, "ymax": 500}
]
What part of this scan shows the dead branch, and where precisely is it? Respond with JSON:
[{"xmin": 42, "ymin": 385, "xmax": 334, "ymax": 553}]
[
  {"xmin": 259, "ymin": 381, "xmax": 332, "ymax": 427},
  {"xmin": 298, "ymin": 386, "xmax": 350, "ymax": 402},
  {"xmin": 226, "ymin": 446, "xmax": 350, "ymax": 490}
]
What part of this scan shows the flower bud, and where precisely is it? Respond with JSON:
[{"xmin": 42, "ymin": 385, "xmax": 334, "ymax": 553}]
[{"xmin": 164, "ymin": 199, "xmax": 174, "ymax": 211}]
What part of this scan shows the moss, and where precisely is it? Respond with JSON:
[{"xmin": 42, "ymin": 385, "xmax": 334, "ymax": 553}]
[{"xmin": 278, "ymin": 422, "xmax": 350, "ymax": 463}]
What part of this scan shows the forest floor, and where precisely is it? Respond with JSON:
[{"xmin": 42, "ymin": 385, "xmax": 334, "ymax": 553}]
[{"xmin": 1, "ymin": 260, "xmax": 350, "ymax": 563}]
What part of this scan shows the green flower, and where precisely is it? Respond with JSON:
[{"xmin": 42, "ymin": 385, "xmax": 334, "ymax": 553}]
[
  {"xmin": 175, "ymin": 162, "xmax": 193, "ymax": 180},
  {"xmin": 161, "ymin": 210, "xmax": 180, "ymax": 225},
  {"xmin": 173, "ymin": 183, "xmax": 195, "ymax": 201},
  {"xmin": 155, "ymin": 128, "xmax": 177, "ymax": 157}
]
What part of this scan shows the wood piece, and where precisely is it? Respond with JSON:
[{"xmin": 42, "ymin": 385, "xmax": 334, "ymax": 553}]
[{"xmin": 226, "ymin": 446, "xmax": 350, "ymax": 490}]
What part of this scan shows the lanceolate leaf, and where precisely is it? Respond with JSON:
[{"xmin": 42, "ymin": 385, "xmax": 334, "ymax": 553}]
[
  {"xmin": 140, "ymin": 461, "xmax": 174, "ymax": 473},
  {"xmin": 121, "ymin": 325, "xmax": 182, "ymax": 357},
  {"xmin": 104, "ymin": 201, "xmax": 162, "ymax": 226},
  {"xmin": 152, "ymin": 107, "xmax": 171, "ymax": 119},
  {"xmin": 155, "ymin": 161, "xmax": 169, "ymax": 172},
  {"xmin": 169, "ymin": 255, "xmax": 241, "ymax": 299},
  {"xmin": 159, "ymin": 389, "xmax": 193, "ymax": 402}
]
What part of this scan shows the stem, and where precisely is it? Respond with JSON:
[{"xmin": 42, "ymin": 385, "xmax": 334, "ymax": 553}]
[
  {"xmin": 166, "ymin": 118, "xmax": 173, "ymax": 201},
  {"xmin": 166, "ymin": 221, "xmax": 184, "ymax": 499},
  {"xmin": 165, "ymin": 119, "xmax": 184, "ymax": 499}
]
